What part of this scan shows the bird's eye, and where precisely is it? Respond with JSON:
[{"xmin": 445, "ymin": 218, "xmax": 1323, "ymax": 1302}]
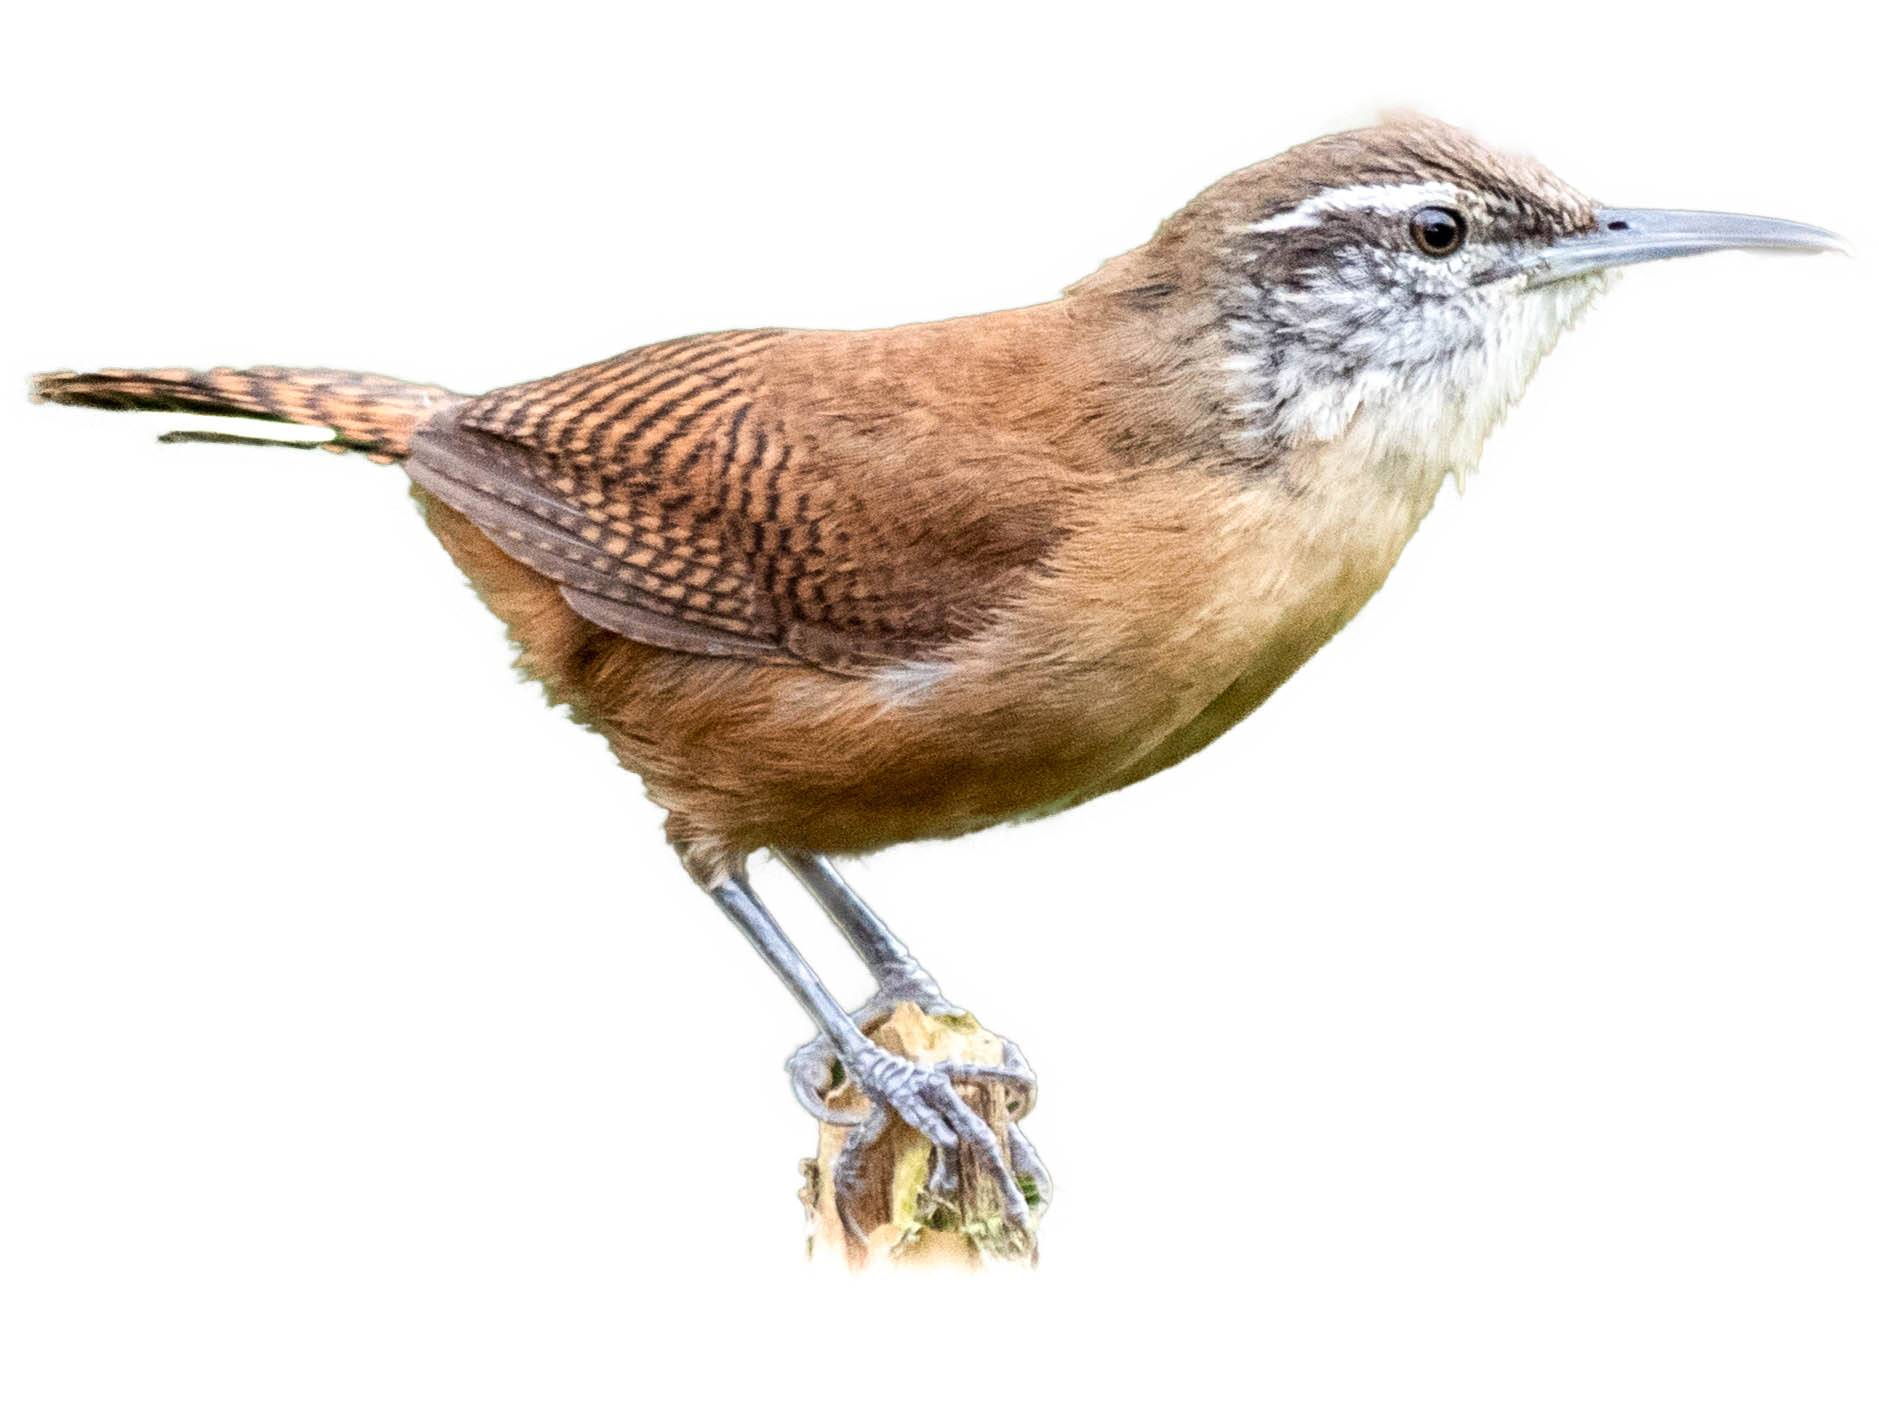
[{"xmin": 1410, "ymin": 206, "xmax": 1467, "ymax": 257}]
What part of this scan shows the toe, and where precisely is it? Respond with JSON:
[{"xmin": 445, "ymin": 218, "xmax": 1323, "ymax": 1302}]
[
  {"xmin": 907, "ymin": 1098, "xmax": 959, "ymax": 1150},
  {"xmin": 935, "ymin": 1059, "xmax": 1037, "ymax": 1120},
  {"xmin": 787, "ymin": 1042, "xmax": 866, "ymax": 1125},
  {"xmin": 927, "ymin": 1080, "xmax": 1032, "ymax": 1228},
  {"xmin": 1007, "ymin": 1124, "xmax": 1053, "ymax": 1215},
  {"xmin": 832, "ymin": 1108, "xmax": 891, "ymax": 1243},
  {"xmin": 925, "ymin": 1140, "xmax": 960, "ymax": 1198}
]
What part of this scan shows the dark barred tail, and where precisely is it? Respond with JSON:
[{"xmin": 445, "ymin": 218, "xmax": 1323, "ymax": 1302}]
[{"xmin": 30, "ymin": 366, "xmax": 464, "ymax": 462}]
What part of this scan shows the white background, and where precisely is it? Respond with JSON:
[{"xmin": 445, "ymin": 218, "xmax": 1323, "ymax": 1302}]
[{"xmin": 5, "ymin": 3, "xmax": 1873, "ymax": 1404}]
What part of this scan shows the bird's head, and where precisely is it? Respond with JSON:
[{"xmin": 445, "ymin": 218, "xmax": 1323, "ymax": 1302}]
[{"xmin": 1125, "ymin": 116, "xmax": 1843, "ymax": 484}]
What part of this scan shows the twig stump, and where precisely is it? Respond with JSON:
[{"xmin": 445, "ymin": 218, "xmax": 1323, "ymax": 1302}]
[{"xmin": 799, "ymin": 1003, "xmax": 1041, "ymax": 1268}]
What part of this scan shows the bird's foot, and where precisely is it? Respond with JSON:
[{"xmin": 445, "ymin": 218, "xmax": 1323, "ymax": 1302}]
[
  {"xmin": 785, "ymin": 976, "xmax": 960, "ymax": 1115},
  {"xmin": 790, "ymin": 998, "xmax": 1049, "ymax": 1257}
]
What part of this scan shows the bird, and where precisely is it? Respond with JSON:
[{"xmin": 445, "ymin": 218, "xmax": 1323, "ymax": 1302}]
[{"xmin": 32, "ymin": 115, "xmax": 1843, "ymax": 1245}]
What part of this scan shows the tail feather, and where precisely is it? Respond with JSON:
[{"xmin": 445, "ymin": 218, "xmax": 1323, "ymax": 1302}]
[{"xmin": 31, "ymin": 366, "xmax": 463, "ymax": 462}]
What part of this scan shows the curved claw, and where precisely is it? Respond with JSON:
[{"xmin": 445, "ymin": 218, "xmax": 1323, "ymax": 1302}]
[
  {"xmin": 927, "ymin": 1138, "xmax": 960, "ymax": 1199},
  {"xmin": 1007, "ymin": 1124, "xmax": 1053, "ymax": 1217},
  {"xmin": 782, "ymin": 989, "xmax": 902, "ymax": 1115},
  {"xmin": 831, "ymin": 1107, "xmax": 891, "ymax": 1245},
  {"xmin": 1001, "ymin": 1038, "xmax": 1036, "ymax": 1083},
  {"xmin": 786, "ymin": 1038, "xmax": 869, "ymax": 1126}
]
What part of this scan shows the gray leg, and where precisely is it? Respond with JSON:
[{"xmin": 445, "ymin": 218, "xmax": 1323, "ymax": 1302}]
[
  {"xmin": 708, "ymin": 875, "xmax": 872, "ymax": 1053},
  {"xmin": 771, "ymin": 853, "xmax": 1038, "ymax": 1140},
  {"xmin": 775, "ymin": 851, "xmax": 948, "ymax": 1005},
  {"xmin": 705, "ymin": 870, "xmax": 1036, "ymax": 1231},
  {"xmin": 777, "ymin": 850, "xmax": 1015, "ymax": 1138}
]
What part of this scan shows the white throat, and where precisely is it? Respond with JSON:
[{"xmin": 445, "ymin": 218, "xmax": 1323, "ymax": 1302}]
[{"xmin": 1227, "ymin": 272, "xmax": 1612, "ymax": 496}]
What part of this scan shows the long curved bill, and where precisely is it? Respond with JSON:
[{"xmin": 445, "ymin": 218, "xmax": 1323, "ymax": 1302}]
[{"xmin": 1525, "ymin": 207, "xmax": 1847, "ymax": 285}]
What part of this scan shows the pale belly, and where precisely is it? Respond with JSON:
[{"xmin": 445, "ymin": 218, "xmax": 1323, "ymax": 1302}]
[
  {"xmin": 1048, "ymin": 481, "xmax": 1433, "ymax": 815},
  {"xmin": 1049, "ymin": 437, "xmax": 1456, "ymax": 811},
  {"xmin": 1043, "ymin": 595, "xmax": 1368, "ymax": 815}
]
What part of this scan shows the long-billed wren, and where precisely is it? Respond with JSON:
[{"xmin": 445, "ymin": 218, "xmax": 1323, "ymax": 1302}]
[{"xmin": 33, "ymin": 116, "xmax": 1843, "ymax": 1238}]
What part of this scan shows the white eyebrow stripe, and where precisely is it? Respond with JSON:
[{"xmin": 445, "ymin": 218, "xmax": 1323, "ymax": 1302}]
[{"xmin": 1244, "ymin": 181, "xmax": 1459, "ymax": 235}]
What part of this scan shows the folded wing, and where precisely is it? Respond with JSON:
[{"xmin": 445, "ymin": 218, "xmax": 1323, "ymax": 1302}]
[{"xmin": 406, "ymin": 328, "xmax": 1065, "ymax": 675}]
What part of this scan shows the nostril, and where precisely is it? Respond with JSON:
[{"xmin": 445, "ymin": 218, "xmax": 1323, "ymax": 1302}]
[{"xmin": 1607, "ymin": 219, "xmax": 1630, "ymax": 231}]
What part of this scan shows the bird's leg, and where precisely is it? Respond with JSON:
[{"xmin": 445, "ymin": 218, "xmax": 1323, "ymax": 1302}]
[
  {"xmin": 775, "ymin": 851, "xmax": 1038, "ymax": 1118},
  {"xmin": 775, "ymin": 851, "xmax": 952, "ymax": 1011},
  {"xmin": 770, "ymin": 852, "xmax": 1049, "ymax": 1234},
  {"xmin": 705, "ymin": 870, "xmax": 1038, "ymax": 1237}
]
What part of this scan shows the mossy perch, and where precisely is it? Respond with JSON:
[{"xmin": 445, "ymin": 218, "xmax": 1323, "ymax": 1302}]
[{"xmin": 799, "ymin": 1004, "xmax": 1044, "ymax": 1267}]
